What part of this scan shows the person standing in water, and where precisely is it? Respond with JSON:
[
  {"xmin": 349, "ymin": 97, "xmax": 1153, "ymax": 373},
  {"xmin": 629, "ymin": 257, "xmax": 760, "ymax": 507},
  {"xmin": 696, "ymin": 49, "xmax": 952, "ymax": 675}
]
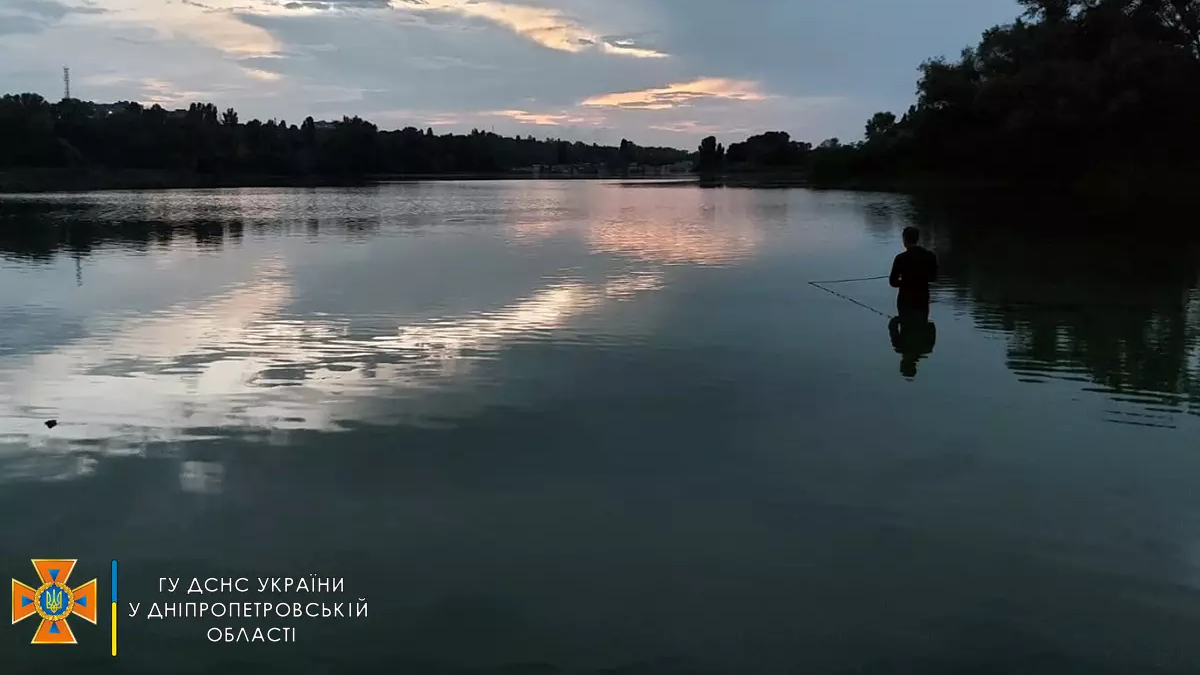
[
  {"xmin": 889, "ymin": 226, "xmax": 938, "ymax": 318},
  {"xmin": 888, "ymin": 226, "xmax": 938, "ymax": 377}
]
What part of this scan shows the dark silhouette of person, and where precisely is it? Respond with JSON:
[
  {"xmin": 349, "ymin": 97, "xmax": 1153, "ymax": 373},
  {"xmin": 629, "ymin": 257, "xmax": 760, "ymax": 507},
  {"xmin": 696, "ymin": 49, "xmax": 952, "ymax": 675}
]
[
  {"xmin": 889, "ymin": 315, "xmax": 937, "ymax": 377},
  {"xmin": 890, "ymin": 226, "xmax": 938, "ymax": 319},
  {"xmin": 888, "ymin": 226, "xmax": 938, "ymax": 377}
]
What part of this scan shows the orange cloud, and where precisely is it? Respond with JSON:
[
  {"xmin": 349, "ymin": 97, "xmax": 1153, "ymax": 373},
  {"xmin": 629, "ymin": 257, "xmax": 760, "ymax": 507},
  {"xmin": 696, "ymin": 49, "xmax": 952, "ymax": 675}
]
[
  {"xmin": 105, "ymin": 0, "xmax": 665, "ymax": 60},
  {"xmin": 98, "ymin": 0, "xmax": 281, "ymax": 56},
  {"xmin": 600, "ymin": 41, "xmax": 668, "ymax": 59},
  {"xmin": 490, "ymin": 110, "xmax": 570, "ymax": 126},
  {"xmin": 138, "ymin": 78, "xmax": 214, "ymax": 106},
  {"xmin": 243, "ymin": 67, "xmax": 283, "ymax": 81},
  {"xmin": 421, "ymin": 114, "xmax": 462, "ymax": 127},
  {"xmin": 649, "ymin": 120, "xmax": 723, "ymax": 134},
  {"xmin": 488, "ymin": 109, "xmax": 607, "ymax": 126},
  {"xmin": 581, "ymin": 78, "xmax": 767, "ymax": 110},
  {"xmin": 393, "ymin": 0, "xmax": 668, "ymax": 58}
]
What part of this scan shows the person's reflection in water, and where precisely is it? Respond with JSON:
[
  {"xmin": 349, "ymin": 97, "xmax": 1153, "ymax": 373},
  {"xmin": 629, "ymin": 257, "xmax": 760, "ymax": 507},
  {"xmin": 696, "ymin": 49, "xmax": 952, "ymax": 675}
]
[
  {"xmin": 889, "ymin": 309, "xmax": 937, "ymax": 378},
  {"xmin": 889, "ymin": 226, "xmax": 938, "ymax": 378}
]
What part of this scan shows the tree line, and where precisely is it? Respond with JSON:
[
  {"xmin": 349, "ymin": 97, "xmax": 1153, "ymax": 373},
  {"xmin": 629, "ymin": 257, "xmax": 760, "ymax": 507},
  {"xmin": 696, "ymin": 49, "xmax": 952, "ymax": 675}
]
[
  {"xmin": 0, "ymin": 96, "xmax": 691, "ymax": 178},
  {"xmin": 695, "ymin": 0, "xmax": 1200, "ymax": 186}
]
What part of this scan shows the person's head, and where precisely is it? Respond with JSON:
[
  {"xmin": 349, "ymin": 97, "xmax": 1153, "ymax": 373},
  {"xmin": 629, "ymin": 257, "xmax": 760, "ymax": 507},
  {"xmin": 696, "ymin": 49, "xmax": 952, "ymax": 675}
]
[{"xmin": 902, "ymin": 226, "xmax": 920, "ymax": 249}]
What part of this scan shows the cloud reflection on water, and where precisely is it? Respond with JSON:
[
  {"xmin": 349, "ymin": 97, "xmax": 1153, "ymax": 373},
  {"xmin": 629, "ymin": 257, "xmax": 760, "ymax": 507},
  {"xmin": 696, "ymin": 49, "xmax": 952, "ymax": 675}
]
[
  {"xmin": 0, "ymin": 183, "xmax": 771, "ymax": 484},
  {"xmin": 507, "ymin": 183, "xmax": 765, "ymax": 266},
  {"xmin": 0, "ymin": 265, "xmax": 664, "ymax": 458}
]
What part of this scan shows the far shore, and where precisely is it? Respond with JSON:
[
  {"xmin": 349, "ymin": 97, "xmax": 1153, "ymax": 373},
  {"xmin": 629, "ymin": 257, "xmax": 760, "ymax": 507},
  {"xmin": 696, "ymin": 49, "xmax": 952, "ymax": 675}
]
[
  {"xmin": 0, "ymin": 168, "xmax": 699, "ymax": 194},
  {"xmin": 4, "ymin": 168, "xmax": 1198, "ymax": 209}
]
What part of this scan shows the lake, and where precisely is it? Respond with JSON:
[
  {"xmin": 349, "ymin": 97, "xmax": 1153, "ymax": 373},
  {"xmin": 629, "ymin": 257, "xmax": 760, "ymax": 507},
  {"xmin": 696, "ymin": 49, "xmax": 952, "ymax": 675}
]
[{"xmin": 1, "ymin": 181, "xmax": 1199, "ymax": 674}]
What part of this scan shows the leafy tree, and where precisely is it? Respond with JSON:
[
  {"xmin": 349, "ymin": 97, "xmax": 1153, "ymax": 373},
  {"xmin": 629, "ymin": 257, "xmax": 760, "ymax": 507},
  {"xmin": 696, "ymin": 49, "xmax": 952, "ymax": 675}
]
[
  {"xmin": 696, "ymin": 136, "xmax": 725, "ymax": 172},
  {"xmin": 815, "ymin": 0, "xmax": 1200, "ymax": 184},
  {"xmin": 864, "ymin": 113, "xmax": 897, "ymax": 142},
  {"xmin": 725, "ymin": 131, "xmax": 809, "ymax": 167}
]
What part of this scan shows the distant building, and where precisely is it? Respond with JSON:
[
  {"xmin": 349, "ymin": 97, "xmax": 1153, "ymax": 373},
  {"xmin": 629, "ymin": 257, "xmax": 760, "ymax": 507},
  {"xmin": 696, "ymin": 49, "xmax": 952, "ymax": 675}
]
[
  {"xmin": 623, "ymin": 162, "xmax": 693, "ymax": 176},
  {"xmin": 93, "ymin": 103, "xmax": 123, "ymax": 117}
]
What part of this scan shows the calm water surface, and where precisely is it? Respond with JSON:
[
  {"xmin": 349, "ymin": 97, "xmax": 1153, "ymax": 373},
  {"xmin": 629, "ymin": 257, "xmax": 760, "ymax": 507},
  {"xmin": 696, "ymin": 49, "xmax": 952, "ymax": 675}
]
[{"xmin": 1, "ymin": 181, "xmax": 1199, "ymax": 673}]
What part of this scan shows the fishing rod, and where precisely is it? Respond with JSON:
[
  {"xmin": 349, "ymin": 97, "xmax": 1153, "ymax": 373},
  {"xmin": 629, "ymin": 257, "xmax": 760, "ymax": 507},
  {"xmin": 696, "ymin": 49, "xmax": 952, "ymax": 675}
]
[
  {"xmin": 807, "ymin": 274, "xmax": 890, "ymax": 286},
  {"xmin": 807, "ymin": 275, "xmax": 892, "ymax": 318}
]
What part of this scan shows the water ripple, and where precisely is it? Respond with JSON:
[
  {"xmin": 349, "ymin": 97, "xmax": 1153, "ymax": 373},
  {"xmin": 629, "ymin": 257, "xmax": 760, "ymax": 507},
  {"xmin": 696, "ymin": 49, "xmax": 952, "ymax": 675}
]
[{"xmin": 0, "ymin": 258, "xmax": 664, "ymax": 462}]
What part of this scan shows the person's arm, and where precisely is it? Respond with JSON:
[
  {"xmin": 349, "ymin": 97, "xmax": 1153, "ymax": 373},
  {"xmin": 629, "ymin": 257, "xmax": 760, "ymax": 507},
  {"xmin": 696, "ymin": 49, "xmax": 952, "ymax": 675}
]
[{"xmin": 889, "ymin": 254, "xmax": 902, "ymax": 288}]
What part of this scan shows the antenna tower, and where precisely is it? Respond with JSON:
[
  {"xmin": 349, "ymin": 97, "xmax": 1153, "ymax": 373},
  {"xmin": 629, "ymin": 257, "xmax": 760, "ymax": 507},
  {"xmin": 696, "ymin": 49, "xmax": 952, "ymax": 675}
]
[{"xmin": 63, "ymin": 66, "xmax": 71, "ymax": 100}]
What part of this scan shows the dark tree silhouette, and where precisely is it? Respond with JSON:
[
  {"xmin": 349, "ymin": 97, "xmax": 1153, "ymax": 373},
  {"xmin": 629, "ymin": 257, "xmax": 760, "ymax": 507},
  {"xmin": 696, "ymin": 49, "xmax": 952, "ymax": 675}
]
[
  {"xmin": 864, "ymin": 113, "xmax": 897, "ymax": 143},
  {"xmin": 676, "ymin": 0, "xmax": 1200, "ymax": 188},
  {"xmin": 696, "ymin": 136, "xmax": 725, "ymax": 173},
  {"xmin": 0, "ymin": 95, "xmax": 691, "ymax": 187},
  {"xmin": 826, "ymin": 0, "xmax": 1200, "ymax": 185}
]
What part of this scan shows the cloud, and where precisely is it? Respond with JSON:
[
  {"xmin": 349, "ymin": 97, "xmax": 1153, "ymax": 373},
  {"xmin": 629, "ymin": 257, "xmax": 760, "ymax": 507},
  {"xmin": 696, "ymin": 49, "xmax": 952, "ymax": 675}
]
[
  {"xmin": 600, "ymin": 40, "xmax": 667, "ymax": 59},
  {"xmin": 408, "ymin": 55, "xmax": 498, "ymax": 71},
  {"xmin": 594, "ymin": 32, "xmax": 666, "ymax": 59},
  {"xmin": 243, "ymin": 67, "xmax": 284, "ymax": 81},
  {"xmin": 7, "ymin": 0, "xmax": 107, "ymax": 19},
  {"xmin": 648, "ymin": 120, "xmax": 723, "ymax": 135},
  {"xmin": 0, "ymin": 0, "xmax": 107, "ymax": 36},
  {"xmin": 391, "ymin": 0, "xmax": 668, "ymax": 57},
  {"xmin": 418, "ymin": 113, "xmax": 462, "ymax": 126},
  {"xmin": 281, "ymin": 0, "xmax": 392, "ymax": 9},
  {"xmin": 138, "ymin": 78, "xmax": 216, "ymax": 106},
  {"xmin": 79, "ymin": 71, "xmax": 135, "ymax": 87},
  {"xmin": 58, "ymin": 0, "xmax": 283, "ymax": 58},
  {"xmin": 581, "ymin": 78, "xmax": 767, "ymax": 110},
  {"xmin": 490, "ymin": 110, "xmax": 571, "ymax": 126},
  {"xmin": 488, "ymin": 109, "xmax": 605, "ymax": 126},
  {"xmin": 179, "ymin": 0, "xmax": 221, "ymax": 11}
]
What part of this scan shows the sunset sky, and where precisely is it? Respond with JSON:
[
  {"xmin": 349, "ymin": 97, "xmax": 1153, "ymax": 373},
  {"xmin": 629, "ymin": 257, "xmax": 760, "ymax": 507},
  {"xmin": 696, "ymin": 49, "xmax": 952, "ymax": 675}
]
[{"xmin": 1, "ymin": 0, "xmax": 1021, "ymax": 147}]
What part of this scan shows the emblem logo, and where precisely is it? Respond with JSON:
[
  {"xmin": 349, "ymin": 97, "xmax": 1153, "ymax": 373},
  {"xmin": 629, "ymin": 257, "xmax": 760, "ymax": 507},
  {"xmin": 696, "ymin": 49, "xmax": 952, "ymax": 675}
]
[{"xmin": 11, "ymin": 559, "xmax": 97, "ymax": 644}]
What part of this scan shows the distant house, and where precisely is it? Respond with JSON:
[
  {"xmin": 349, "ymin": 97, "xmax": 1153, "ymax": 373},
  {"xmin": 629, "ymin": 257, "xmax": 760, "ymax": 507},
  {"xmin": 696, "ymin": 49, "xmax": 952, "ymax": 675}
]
[
  {"xmin": 625, "ymin": 162, "xmax": 692, "ymax": 176},
  {"xmin": 93, "ymin": 103, "xmax": 123, "ymax": 117}
]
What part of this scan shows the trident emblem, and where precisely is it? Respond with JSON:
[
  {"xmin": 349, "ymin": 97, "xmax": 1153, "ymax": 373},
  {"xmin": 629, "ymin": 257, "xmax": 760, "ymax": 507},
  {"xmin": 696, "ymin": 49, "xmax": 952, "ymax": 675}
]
[
  {"xmin": 11, "ymin": 559, "xmax": 97, "ymax": 644},
  {"xmin": 44, "ymin": 587, "xmax": 64, "ymax": 615}
]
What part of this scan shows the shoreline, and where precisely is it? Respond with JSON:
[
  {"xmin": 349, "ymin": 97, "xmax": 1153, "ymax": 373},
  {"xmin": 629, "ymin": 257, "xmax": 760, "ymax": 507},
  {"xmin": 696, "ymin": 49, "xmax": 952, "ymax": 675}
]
[
  {"xmin": 4, "ymin": 168, "xmax": 1198, "ymax": 206},
  {"xmin": 0, "ymin": 169, "xmax": 697, "ymax": 194},
  {"xmin": 0, "ymin": 169, "xmax": 368, "ymax": 194}
]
